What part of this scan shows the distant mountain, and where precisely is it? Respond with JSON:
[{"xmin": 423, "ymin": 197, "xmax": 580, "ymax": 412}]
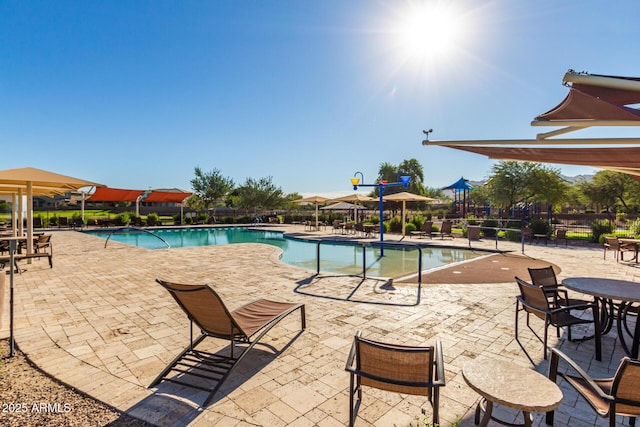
[{"xmin": 560, "ymin": 174, "xmax": 594, "ymax": 183}]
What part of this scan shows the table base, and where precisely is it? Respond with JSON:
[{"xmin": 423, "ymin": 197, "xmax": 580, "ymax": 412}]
[{"xmin": 474, "ymin": 398, "xmax": 534, "ymax": 427}]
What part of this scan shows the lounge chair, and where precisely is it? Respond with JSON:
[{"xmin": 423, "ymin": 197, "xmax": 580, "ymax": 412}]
[
  {"xmin": 150, "ymin": 279, "xmax": 306, "ymax": 406},
  {"xmin": 548, "ymin": 348, "xmax": 640, "ymax": 427},
  {"xmin": 345, "ymin": 330, "xmax": 445, "ymax": 426},
  {"xmin": 410, "ymin": 221, "xmax": 433, "ymax": 239},
  {"xmin": 58, "ymin": 217, "xmax": 70, "ymax": 228},
  {"xmin": 436, "ymin": 221, "xmax": 454, "ymax": 239},
  {"xmin": 550, "ymin": 229, "xmax": 568, "ymax": 246}
]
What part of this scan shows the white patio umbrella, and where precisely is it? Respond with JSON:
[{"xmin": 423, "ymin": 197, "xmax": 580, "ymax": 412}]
[
  {"xmin": 383, "ymin": 192, "xmax": 437, "ymax": 237},
  {"xmin": 294, "ymin": 195, "xmax": 329, "ymax": 227}
]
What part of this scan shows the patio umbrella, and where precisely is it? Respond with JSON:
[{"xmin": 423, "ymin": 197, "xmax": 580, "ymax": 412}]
[
  {"xmin": 330, "ymin": 193, "xmax": 376, "ymax": 222},
  {"xmin": 294, "ymin": 195, "xmax": 329, "ymax": 227},
  {"xmin": 383, "ymin": 192, "xmax": 437, "ymax": 237}
]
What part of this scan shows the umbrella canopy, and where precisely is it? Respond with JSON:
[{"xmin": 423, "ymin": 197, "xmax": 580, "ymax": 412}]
[
  {"xmin": 330, "ymin": 193, "xmax": 376, "ymax": 222},
  {"xmin": 0, "ymin": 167, "xmax": 103, "ymax": 251},
  {"xmin": 321, "ymin": 201, "xmax": 366, "ymax": 210},
  {"xmin": 295, "ymin": 195, "xmax": 330, "ymax": 227},
  {"xmin": 383, "ymin": 192, "xmax": 437, "ymax": 237}
]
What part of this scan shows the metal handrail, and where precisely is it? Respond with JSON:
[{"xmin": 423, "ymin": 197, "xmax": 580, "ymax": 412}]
[
  {"xmin": 103, "ymin": 226, "xmax": 171, "ymax": 249},
  {"xmin": 466, "ymin": 225, "xmax": 526, "ymax": 253},
  {"xmin": 316, "ymin": 240, "xmax": 423, "ymax": 284}
]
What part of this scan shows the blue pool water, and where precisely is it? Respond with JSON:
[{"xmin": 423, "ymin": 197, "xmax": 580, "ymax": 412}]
[{"xmin": 85, "ymin": 227, "xmax": 482, "ymax": 278}]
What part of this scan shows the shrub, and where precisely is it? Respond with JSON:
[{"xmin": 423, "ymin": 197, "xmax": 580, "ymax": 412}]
[
  {"xmin": 388, "ymin": 215, "xmax": 403, "ymax": 233},
  {"xmin": 482, "ymin": 218, "xmax": 499, "ymax": 237},
  {"xmin": 404, "ymin": 223, "xmax": 417, "ymax": 234},
  {"xmin": 147, "ymin": 212, "xmax": 160, "ymax": 226},
  {"xmin": 114, "ymin": 213, "xmax": 130, "ymax": 226},
  {"xmin": 630, "ymin": 218, "xmax": 640, "ymax": 237},
  {"xmin": 529, "ymin": 218, "xmax": 552, "ymax": 235},
  {"xmin": 590, "ymin": 219, "xmax": 615, "ymax": 243}
]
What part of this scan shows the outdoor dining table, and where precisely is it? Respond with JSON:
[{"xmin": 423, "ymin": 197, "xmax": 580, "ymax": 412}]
[
  {"xmin": 617, "ymin": 238, "xmax": 640, "ymax": 262},
  {"xmin": 561, "ymin": 277, "xmax": 640, "ymax": 360}
]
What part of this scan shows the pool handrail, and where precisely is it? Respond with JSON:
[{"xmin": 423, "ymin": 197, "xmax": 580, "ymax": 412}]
[
  {"xmin": 316, "ymin": 240, "xmax": 423, "ymax": 285},
  {"xmin": 103, "ymin": 226, "xmax": 171, "ymax": 249}
]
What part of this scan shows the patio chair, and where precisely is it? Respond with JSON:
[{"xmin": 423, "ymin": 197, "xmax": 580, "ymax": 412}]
[
  {"xmin": 345, "ymin": 330, "xmax": 445, "ymax": 426},
  {"xmin": 515, "ymin": 276, "xmax": 598, "ymax": 359},
  {"xmin": 603, "ymin": 236, "xmax": 634, "ymax": 262},
  {"xmin": 58, "ymin": 216, "xmax": 69, "ymax": 228},
  {"xmin": 547, "ymin": 348, "xmax": 640, "ymax": 427},
  {"xmin": 550, "ymin": 229, "xmax": 568, "ymax": 246},
  {"xmin": 528, "ymin": 265, "xmax": 589, "ymax": 307},
  {"xmin": 436, "ymin": 221, "xmax": 454, "ymax": 239},
  {"xmin": 150, "ymin": 279, "xmax": 305, "ymax": 406},
  {"xmin": 410, "ymin": 221, "xmax": 433, "ymax": 239}
]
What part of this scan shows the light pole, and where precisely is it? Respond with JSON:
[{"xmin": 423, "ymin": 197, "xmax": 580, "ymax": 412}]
[{"xmin": 351, "ymin": 171, "xmax": 410, "ymax": 256}]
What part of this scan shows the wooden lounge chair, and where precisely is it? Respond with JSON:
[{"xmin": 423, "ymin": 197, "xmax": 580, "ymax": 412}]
[
  {"xmin": 150, "ymin": 279, "xmax": 305, "ymax": 406},
  {"xmin": 345, "ymin": 330, "xmax": 445, "ymax": 426},
  {"xmin": 436, "ymin": 221, "xmax": 454, "ymax": 239},
  {"xmin": 58, "ymin": 216, "xmax": 70, "ymax": 228},
  {"xmin": 410, "ymin": 221, "xmax": 433, "ymax": 239},
  {"xmin": 515, "ymin": 277, "xmax": 598, "ymax": 360},
  {"xmin": 548, "ymin": 348, "xmax": 640, "ymax": 427}
]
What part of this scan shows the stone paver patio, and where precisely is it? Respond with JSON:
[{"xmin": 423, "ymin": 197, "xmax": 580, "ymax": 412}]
[{"xmin": 1, "ymin": 225, "xmax": 639, "ymax": 426}]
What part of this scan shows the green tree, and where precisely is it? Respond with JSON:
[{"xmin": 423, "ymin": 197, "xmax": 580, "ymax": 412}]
[
  {"xmin": 486, "ymin": 161, "xmax": 568, "ymax": 211},
  {"xmin": 235, "ymin": 176, "xmax": 285, "ymax": 213},
  {"xmin": 579, "ymin": 170, "xmax": 640, "ymax": 213},
  {"xmin": 190, "ymin": 167, "xmax": 235, "ymax": 209}
]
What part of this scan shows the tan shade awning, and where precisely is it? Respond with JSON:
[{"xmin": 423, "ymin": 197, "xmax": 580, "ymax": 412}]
[
  {"xmin": 447, "ymin": 145, "xmax": 640, "ymax": 177},
  {"xmin": 0, "ymin": 167, "xmax": 102, "ymax": 190}
]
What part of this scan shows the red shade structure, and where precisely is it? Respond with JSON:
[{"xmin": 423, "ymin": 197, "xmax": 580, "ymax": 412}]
[
  {"xmin": 422, "ymin": 70, "xmax": 640, "ymax": 178},
  {"xmin": 88, "ymin": 187, "xmax": 145, "ymax": 202},
  {"xmin": 143, "ymin": 190, "xmax": 192, "ymax": 203}
]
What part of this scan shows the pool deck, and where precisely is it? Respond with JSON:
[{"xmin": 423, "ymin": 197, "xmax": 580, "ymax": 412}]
[{"xmin": 1, "ymin": 224, "xmax": 639, "ymax": 426}]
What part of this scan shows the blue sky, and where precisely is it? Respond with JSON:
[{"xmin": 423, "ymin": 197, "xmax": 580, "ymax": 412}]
[{"xmin": 1, "ymin": 1, "xmax": 638, "ymax": 197}]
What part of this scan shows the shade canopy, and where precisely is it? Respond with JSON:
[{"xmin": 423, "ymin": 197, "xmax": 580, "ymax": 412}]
[
  {"xmin": 321, "ymin": 202, "xmax": 366, "ymax": 210},
  {"xmin": 143, "ymin": 190, "xmax": 192, "ymax": 203},
  {"xmin": 295, "ymin": 195, "xmax": 330, "ymax": 204},
  {"xmin": 442, "ymin": 177, "xmax": 473, "ymax": 192},
  {"xmin": 422, "ymin": 70, "xmax": 640, "ymax": 178},
  {"xmin": 88, "ymin": 187, "xmax": 145, "ymax": 202},
  {"xmin": 330, "ymin": 193, "xmax": 377, "ymax": 203},
  {"xmin": 0, "ymin": 167, "xmax": 102, "ymax": 190},
  {"xmin": 383, "ymin": 192, "xmax": 436, "ymax": 237}
]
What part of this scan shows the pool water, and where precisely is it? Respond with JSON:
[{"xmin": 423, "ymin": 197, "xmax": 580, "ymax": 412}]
[{"xmin": 85, "ymin": 227, "xmax": 482, "ymax": 278}]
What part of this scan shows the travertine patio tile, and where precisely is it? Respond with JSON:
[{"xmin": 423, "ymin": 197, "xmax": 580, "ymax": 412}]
[{"xmin": 4, "ymin": 227, "xmax": 635, "ymax": 426}]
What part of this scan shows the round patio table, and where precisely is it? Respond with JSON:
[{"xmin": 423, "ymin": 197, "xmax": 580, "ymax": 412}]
[
  {"xmin": 463, "ymin": 359, "xmax": 562, "ymax": 427},
  {"xmin": 562, "ymin": 277, "xmax": 640, "ymax": 359}
]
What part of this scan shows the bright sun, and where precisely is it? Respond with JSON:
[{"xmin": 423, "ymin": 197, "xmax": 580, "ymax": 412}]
[{"xmin": 394, "ymin": 3, "xmax": 466, "ymax": 64}]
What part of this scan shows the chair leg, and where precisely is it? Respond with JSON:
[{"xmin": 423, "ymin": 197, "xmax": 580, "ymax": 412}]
[
  {"xmin": 630, "ymin": 416, "xmax": 636, "ymax": 427},
  {"xmin": 544, "ymin": 321, "xmax": 549, "ymax": 360},
  {"xmin": 432, "ymin": 387, "xmax": 440, "ymax": 426}
]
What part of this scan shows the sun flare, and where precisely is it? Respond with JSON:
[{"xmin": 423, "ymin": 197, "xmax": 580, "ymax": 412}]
[{"xmin": 394, "ymin": 3, "xmax": 467, "ymax": 64}]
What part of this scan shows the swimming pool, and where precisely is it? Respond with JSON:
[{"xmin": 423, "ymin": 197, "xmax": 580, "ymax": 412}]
[{"xmin": 85, "ymin": 227, "xmax": 483, "ymax": 278}]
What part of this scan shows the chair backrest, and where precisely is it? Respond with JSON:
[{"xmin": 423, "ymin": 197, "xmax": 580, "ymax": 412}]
[
  {"xmin": 556, "ymin": 229, "xmax": 567, "ymax": 239},
  {"xmin": 422, "ymin": 221, "xmax": 433, "ymax": 232},
  {"xmin": 516, "ymin": 276, "xmax": 551, "ymax": 318},
  {"xmin": 354, "ymin": 334, "xmax": 435, "ymax": 396},
  {"xmin": 528, "ymin": 266, "xmax": 558, "ymax": 288},
  {"xmin": 156, "ymin": 279, "xmax": 243, "ymax": 338},
  {"xmin": 440, "ymin": 221, "xmax": 452, "ymax": 233},
  {"xmin": 605, "ymin": 236, "xmax": 620, "ymax": 249},
  {"xmin": 612, "ymin": 357, "xmax": 640, "ymax": 415}
]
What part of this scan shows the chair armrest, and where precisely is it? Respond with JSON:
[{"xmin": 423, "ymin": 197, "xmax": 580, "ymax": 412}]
[
  {"xmin": 549, "ymin": 302, "xmax": 594, "ymax": 315},
  {"xmin": 549, "ymin": 348, "xmax": 613, "ymax": 402},
  {"xmin": 344, "ymin": 330, "xmax": 362, "ymax": 372},
  {"xmin": 433, "ymin": 340, "xmax": 446, "ymax": 387}
]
